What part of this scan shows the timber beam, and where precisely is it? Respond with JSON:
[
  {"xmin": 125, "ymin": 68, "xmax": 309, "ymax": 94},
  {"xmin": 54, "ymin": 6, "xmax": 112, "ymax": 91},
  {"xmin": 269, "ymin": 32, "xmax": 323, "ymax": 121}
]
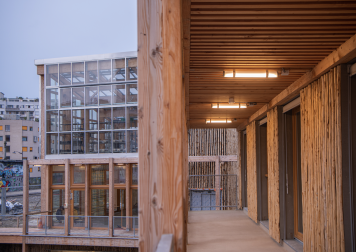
[{"xmin": 241, "ymin": 33, "xmax": 356, "ymax": 128}]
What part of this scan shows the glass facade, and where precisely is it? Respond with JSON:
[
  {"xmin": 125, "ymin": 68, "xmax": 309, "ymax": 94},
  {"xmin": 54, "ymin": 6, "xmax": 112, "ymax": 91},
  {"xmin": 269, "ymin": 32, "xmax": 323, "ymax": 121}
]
[{"xmin": 45, "ymin": 57, "xmax": 138, "ymax": 156}]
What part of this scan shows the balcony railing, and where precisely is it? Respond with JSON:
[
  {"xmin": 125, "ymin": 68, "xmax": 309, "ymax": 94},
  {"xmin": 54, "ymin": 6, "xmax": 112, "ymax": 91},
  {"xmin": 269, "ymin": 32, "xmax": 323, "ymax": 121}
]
[{"xmin": 13, "ymin": 214, "xmax": 139, "ymax": 238}]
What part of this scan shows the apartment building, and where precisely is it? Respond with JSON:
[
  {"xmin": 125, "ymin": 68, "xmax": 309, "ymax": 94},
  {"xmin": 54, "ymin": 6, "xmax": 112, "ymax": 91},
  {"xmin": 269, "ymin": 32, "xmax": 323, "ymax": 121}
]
[
  {"xmin": 0, "ymin": 93, "xmax": 40, "ymax": 121},
  {"xmin": 0, "ymin": 119, "xmax": 41, "ymax": 178}
]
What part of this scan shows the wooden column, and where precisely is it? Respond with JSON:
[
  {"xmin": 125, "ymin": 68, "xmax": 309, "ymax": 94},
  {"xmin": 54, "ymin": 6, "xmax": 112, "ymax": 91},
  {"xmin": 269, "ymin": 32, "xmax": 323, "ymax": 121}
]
[
  {"xmin": 138, "ymin": 0, "xmax": 185, "ymax": 250},
  {"xmin": 22, "ymin": 160, "xmax": 29, "ymax": 235},
  {"xmin": 64, "ymin": 159, "xmax": 70, "ymax": 236},
  {"xmin": 109, "ymin": 158, "xmax": 114, "ymax": 237},
  {"xmin": 85, "ymin": 164, "xmax": 90, "ymax": 230},
  {"xmin": 215, "ymin": 156, "xmax": 220, "ymax": 210},
  {"xmin": 246, "ymin": 122, "xmax": 258, "ymax": 223},
  {"xmin": 126, "ymin": 163, "xmax": 132, "ymax": 230}
]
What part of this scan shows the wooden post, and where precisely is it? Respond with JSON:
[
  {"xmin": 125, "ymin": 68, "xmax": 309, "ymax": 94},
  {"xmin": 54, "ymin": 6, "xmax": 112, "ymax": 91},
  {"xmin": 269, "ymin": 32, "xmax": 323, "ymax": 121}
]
[
  {"xmin": 215, "ymin": 156, "xmax": 220, "ymax": 210},
  {"xmin": 22, "ymin": 160, "xmax": 29, "ymax": 235},
  {"xmin": 85, "ymin": 164, "xmax": 90, "ymax": 230},
  {"xmin": 109, "ymin": 158, "xmax": 114, "ymax": 237},
  {"xmin": 138, "ymin": 0, "xmax": 185, "ymax": 250},
  {"xmin": 126, "ymin": 163, "xmax": 132, "ymax": 230},
  {"xmin": 64, "ymin": 159, "xmax": 70, "ymax": 236}
]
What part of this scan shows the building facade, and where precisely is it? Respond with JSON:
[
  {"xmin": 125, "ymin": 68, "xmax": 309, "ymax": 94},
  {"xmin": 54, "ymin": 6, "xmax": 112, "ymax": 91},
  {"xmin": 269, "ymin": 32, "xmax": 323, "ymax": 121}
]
[
  {"xmin": 2, "ymin": 52, "xmax": 141, "ymax": 251},
  {"xmin": 0, "ymin": 93, "xmax": 40, "ymax": 121},
  {"xmin": 0, "ymin": 119, "xmax": 41, "ymax": 178}
]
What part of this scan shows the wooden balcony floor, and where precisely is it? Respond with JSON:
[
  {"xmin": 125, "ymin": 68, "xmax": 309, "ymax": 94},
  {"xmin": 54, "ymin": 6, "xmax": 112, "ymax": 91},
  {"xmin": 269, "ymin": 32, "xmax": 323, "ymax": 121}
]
[{"xmin": 187, "ymin": 210, "xmax": 286, "ymax": 252}]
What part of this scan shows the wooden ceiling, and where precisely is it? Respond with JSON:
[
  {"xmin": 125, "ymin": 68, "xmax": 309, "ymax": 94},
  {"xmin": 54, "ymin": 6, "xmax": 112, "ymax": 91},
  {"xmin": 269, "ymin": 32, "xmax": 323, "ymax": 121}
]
[{"xmin": 184, "ymin": 0, "xmax": 356, "ymax": 128}]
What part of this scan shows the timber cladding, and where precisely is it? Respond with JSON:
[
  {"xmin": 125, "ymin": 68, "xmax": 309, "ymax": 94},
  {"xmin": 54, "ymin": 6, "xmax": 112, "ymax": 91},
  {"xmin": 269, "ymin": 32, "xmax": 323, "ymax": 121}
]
[
  {"xmin": 246, "ymin": 122, "xmax": 258, "ymax": 223},
  {"xmin": 300, "ymin": 66, "xmax": 344, "ymax": 252},
  {"xmin": 267, "ymin": 107, "xmax": 281, "ymax": 243},
  {"xmin": 188, "ymin": 128, "xmax": 239, "ymax": 209}
]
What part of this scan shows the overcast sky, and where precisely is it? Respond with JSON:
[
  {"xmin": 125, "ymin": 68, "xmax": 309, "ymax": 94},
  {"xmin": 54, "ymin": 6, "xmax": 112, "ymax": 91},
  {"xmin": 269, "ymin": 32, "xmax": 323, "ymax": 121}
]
[{"xmin": 0, "ymin": 0, "xmax": 137, "ymax": 99}]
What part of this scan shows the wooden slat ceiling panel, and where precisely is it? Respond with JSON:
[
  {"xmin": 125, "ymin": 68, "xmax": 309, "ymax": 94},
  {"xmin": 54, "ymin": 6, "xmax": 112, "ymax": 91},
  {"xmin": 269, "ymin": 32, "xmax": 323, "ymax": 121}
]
[{"xmin": 187, "ymin": 0, "xmax": 356, "ymax": 128}]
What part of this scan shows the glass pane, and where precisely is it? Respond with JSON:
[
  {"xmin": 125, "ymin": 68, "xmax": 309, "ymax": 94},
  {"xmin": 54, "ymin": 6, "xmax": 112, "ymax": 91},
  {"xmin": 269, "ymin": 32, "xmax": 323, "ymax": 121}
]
[
  {"xmin": 296, "ymin": 112, "xmax": 303, "ymax": 233},
  {"xmin": 59, "ymin": 133, "xmax": 71, "ymax": 154},
  {"xmin": 52, "ymin": 189, "xmax": 65, "ymax": 226},
  {"xmin": 114, "ymin": 165, "xmax": 125, "ymax": 184},
  {"xmin": 113, "ymin": 131, "xmax": 126, "ymax": 153},
  {"xmin": 72, "ymin": 87, "xmax": 84, "ymax": 107},
  {"xmin": 86, "ymin": 132, "xmax": 98, "ymax": 153},
  {"xmin": 99, "ymin": 86, "xmax": 112, "ymax": 105},
  {"xmin": 72, "ymin": 132, "xmax": 84, "ymax": 154},
  {"xmin": 98, "ymin": 60, "xmax": 111, "ymax": 83},
  {"xmin": 114, "ymin": 189, "xmax": 126, "ymax": 219},
  {"xmin": 59, "ymin": 63, "xmax": 71, "ymax": 86},
  {"xmin": 132, "ymin": 189, "xmax": 138, "ymax": 216},
  {"xmin": 86, "ymin": 109, "xmax": 98, "ymax": 130},
  {"xmin": 46, "ymin": 89, "xmax": 58, "ymax": 109},
  {"xmin": 73, "ymin": 166, "xmax": 85, "ymax": 184},
  {"xmin": 99, "ymin": 108, "xmax": 111, "ymax": 130},
  {"xmin": 127, "ymin": 106, "xmax": 138, "ymax": 129},
  {"xmin": 126, "ymin": 84, "xmax": 137, "ymax": 104},
  {"xmin": 46, "ymin": 111, "xmax": 58, "ymax": 132},
  {"xmin": 72, "ymin": 62, "xmax": 84, "ymax": 85},
  {"xmin": 72, "ymin": 109, "xmax": 84, "ymax": 131},
  {"xmin": 85, "ymin": 86, "xmax": 98, "ymax": 106},
  {"xmin": 52, "ymin": 165, "xmax": 65, "ymax": 185},
  {"xmin": 85, "ymin": 61, "xmax": 98, "ymax": 84},
  {"xmin": 99, "ymin": 131, "xmax": 112, "ymax": 153},
  {"xmin": 128, "ymin": 130, "xmax": 138, "ymax": 153},
  {"xmin": 73, "ymin": 190, "xmax": 85, "ymax": 227},
  {"xmin": 132, "ymin": 164, "xmax": 138, "ymax": 185},
  {"xmin": 113, "ymin": 107, "xmax": 125, "ymax": 129},
  {"xmin": 113, "ymin": 84, "xmax": 125, "ymax": 104},
  {"xmin": 91, "ymin": 189, "xmax": 109, "ymax": 228},
  {"xmin": 59, "ymin": 110, "xmax": 71, "ymax": 131},
  {"xmin": 126, "ymin": 58, "xmax": 137, "ymax": 81},
  {"xmin": 46, "ymin": 64, "xmax": 58, "ymax": 86},
  {"xmin": 91, "ymin": 165, "xmax": 109, "ymax": 185},
  {"xmin": 113, "ymin": 59, "xmax": 125, "ymax": 81},
  {"xmin": 60, "ymin": 88, "xmax": 71, "ymax": 108},
  {"xmin": 47, "ymin": 133, "xmax": 58, "ymax": 155}
]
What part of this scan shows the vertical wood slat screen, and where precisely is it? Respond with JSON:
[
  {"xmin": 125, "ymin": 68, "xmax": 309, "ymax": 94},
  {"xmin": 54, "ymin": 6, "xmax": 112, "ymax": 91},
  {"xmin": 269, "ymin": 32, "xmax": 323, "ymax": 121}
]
[
  {"xmin": 300, "ymin": 66, "xmax": 344, "ymax": 252},
  {"xmin": 267, "ymin": 107, "xmax": 281, "ymax": 243},
  {"xmin": 188, "ymin": 128, "xmax": 238, "ymax": 208},
  {"xmin": 246, "ymin": 122, "xmax": 258, "ymax": 223}
]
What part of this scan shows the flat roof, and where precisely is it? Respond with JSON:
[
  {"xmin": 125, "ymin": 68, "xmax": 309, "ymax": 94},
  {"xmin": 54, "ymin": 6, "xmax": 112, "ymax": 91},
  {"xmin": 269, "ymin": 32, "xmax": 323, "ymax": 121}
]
[{"xmin": 34, "ymin": 51, "xmax": 137, "ymax": 65}]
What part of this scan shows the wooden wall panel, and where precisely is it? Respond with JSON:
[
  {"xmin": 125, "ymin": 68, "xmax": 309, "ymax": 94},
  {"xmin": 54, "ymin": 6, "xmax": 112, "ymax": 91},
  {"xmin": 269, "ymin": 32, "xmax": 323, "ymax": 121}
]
[
  {"xmin": 246, "ymin": 122, "xmax": 258, "ymax": 223},
  {"xmin": 138, "ymin": 0, "xmax": 185, "ymax": 251},
  {"xmin": 267, "ymin": 107, "xmax": 281, "ymax": 243},
  {"xmin": 300, "ymin": 66, "xmax": 344, "ymax": 252}
]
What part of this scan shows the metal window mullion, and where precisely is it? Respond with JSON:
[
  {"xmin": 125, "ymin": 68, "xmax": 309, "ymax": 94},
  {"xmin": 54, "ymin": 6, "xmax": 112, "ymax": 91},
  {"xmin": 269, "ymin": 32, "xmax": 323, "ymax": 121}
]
[{"xmin": 70, "ymin": 62, "xmax": 72, "ymax": 85}]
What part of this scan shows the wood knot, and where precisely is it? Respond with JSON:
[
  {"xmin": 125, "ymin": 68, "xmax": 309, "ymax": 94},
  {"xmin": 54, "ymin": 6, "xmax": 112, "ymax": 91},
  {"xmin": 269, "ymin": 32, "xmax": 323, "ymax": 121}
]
[
  {"xmin": 138, "ymin": 107, "xmax": 144, "ymax": 119},
  {"xmin": 151, "ymin": 45, "xmax": 162, "ymax": 57},
  {"xmin": 147, "ymin": 151, "xmax": 150, "ymax": 156},
  {"xmin": 152, "ymin": 198, "xmax": 157, "ymax": 206},
  {"xmin": 157, "ymin": 138, "xmax": 164, "ymax": 153},
  {"xmin": 165, "ymin": 102, "xmax": 170, "ymax": 109}
]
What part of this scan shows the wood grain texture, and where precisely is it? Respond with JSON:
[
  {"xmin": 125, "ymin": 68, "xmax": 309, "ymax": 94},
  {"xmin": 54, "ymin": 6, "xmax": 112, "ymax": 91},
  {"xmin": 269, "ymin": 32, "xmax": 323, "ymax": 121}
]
[
  {"xmin": 138, "ymin": 0, "xmax": 185, "ymax": 251},
  {"xmin": 246, "ymin": 122, "xmax": 258, "ymax": 223},
  {"xmin": 267, "ymin": 107, "xmax": 281, "ymax": 243},
  {"xmin": 300, "ymin": 66, "xmax": 344, "ymax": 252}
]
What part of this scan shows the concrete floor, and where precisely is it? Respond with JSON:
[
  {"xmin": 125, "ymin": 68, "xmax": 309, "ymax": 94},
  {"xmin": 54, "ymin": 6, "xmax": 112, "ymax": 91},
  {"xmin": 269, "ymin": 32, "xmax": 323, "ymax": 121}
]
[{"xmin": 187, "ymin": 210, "xmax": 286, "ymax": 252}]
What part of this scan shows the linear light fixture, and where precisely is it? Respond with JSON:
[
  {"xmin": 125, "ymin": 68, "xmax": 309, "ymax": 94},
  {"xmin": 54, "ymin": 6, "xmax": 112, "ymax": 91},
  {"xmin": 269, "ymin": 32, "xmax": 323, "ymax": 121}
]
[
  {"xmin": 223, "ymin": 69, "xmax": 278, "ymax": 78},
  {"xmin": 212, "ymin": 103, "xmax": 248, "ymax": 108},
  {"xmin": 206, "ymin": 119, "xmax": 232, "ymax": 124}
]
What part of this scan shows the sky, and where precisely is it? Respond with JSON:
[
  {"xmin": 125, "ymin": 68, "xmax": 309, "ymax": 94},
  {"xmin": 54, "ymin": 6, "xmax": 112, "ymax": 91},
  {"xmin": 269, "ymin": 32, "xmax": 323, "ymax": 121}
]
[{"xmin": 0, "ymin": 0, "xmax": 137, "ymax": 99}]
